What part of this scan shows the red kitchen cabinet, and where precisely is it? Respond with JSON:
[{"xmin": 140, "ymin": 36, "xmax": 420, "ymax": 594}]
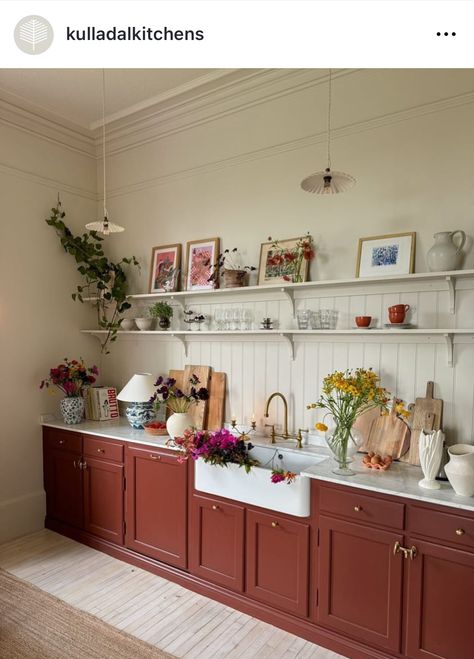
[
  {"xmin": 83, "ymin": 457, "xmax": 124, "ymax": 544},
  {"xmin": 318, "ymin": 515, "xmax": 404, "ymax": 653},
  {"xmin": 189, "ymin": 494, "xmax": 244, "ymax": 592},
  {"xmin": 125, "ymin": 446, "xmax": 187, "ymax": 569},
  {"xmin": 44, "ymin": 443, "xmax": 83, "ymax": 529},
  {"xmin": 405, "ymin": 538, "xmax": 474, "ymax": 659},
  {"xmin": 246, "ymin": 508, "xmax": 309, "ymax": 617}
]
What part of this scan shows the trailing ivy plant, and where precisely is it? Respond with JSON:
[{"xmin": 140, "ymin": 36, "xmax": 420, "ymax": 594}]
[{"xmin": 46, "ymin": 200, "xmax": 140, "ymax": 354}]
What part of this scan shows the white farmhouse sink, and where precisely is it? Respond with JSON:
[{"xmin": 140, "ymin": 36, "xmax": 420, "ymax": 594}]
[{"xmin": 194, "ymin": 445, "xmax": 327, "ymax": 517}]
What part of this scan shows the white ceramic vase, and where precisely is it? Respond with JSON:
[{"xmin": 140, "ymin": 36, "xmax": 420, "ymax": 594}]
[
  {"xmin": 445, "ymin": 444, "xmax": 474, "ymax": 497},
  {"xmin": 426, "ymin": 230, "xmax": 466, "ymax": 272},
  {"xmin": 166, "ymin": 412, "xmax": 193, "ymax": 440},
  {"xmin": 418, "ymin": 430, "xmax": 444, "ymax": 490}
]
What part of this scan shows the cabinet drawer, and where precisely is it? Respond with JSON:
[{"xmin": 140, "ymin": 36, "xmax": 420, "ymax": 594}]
[
  {"xmin": 408, "ymin": 504, "xmax": 474, "ymax": 551},
  {"xmin": 84, "ymin": 435, "xmax": 124, "ymax": 463},
  {"xmin": 44, "ymin": 429, "xmax": 82, "ymax": 453},
  {"xmin": 319, "ymin": 485, "xmax": 404, "ymax": 530}
]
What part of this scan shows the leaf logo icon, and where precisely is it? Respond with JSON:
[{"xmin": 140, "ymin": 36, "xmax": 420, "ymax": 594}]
[{"xmin": 14, "ymin": 15, "xmax": 53, "ymax": 54}]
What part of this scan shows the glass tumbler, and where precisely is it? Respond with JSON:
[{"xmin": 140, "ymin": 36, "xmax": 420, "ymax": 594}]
[
  {"xmin": 296, "ymin": 309, "xmax": 311, "ymax": 330},
  {"xmin": 241, "ymin": 308, "xmax": 253, "ymax": 330},
  {"xmin": 310, "ymin": 310, "xmax": 321, "ymax": 329},
  {"xmin": 319, "ymin": 309, "xmax": 338, "ymax": 330}
]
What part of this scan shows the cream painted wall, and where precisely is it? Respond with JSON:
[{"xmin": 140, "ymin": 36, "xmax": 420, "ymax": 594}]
[
  {"xmin": 0, "ymin": 122, "xmax": 99, "ymax": 543},
  {"xmin": 98, "ymin": 69, "xmax": 474, "ymax": 440}
]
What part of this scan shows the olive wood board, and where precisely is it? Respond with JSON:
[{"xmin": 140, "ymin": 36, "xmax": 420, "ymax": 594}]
[{"xmin": 359, "ymin": 401, "xmax": 411, "ymax": 459}]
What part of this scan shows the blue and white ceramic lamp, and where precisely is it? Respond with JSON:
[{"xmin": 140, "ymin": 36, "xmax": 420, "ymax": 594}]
[{"xmin": 117, "ymin": 373, "xmax": 156, "ymax": 429}]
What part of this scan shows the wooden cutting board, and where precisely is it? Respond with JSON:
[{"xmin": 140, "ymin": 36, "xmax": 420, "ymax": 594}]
[
  {"xmin": 207, "ymin": 372, "xmax": 226, "ymax": 430},
  {"xmin": 363, "ymin": 400, "xmax": 411, "ymax": 459},
  {"xmin": 182, "ymin": 365, "xmax": 212, "ymax": 430},
  {"xmin": 399, "ymin": 406, "xmax": 435, "ymax": 465},
  {"xmin": 411, "ymin": 381, "xmax": 443, "ymax": 432},
  {"xmin": 168, "ymin": 367, "xmax": 225, "ymax": 430},
  {"xmin": 354, "ymin": 407, "xmax": 382, "ymax": 453}
]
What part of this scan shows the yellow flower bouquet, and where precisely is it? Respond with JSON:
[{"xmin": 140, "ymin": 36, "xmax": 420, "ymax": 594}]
[{"xmin": 307, "ymin": 368, "xmax": 390, "ymax": 475}]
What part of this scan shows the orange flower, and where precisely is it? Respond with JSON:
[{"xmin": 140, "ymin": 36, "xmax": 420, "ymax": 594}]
[{"xmin": 315, "ymin": 422, "xmax": 328, "ymax": 432}]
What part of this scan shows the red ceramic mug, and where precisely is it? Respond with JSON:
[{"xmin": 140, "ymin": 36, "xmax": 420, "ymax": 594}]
[
  {"xmin": 355, "ymin": 316, "xmax": 372, "ymax": 328},
  {"xmin": 388, "ymin": 304, "xmax": 410, "ymax": 324}
]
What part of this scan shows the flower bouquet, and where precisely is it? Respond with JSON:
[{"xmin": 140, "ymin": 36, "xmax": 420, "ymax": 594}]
[
  {"xmin": 150, "ymin": 374, "xmax": 209, "ymax": 413},
  {"xmin": 40, "ymin": 358, "xmax": 99, "ymax": 425}
]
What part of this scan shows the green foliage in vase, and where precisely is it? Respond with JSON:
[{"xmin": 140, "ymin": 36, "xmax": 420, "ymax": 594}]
[
  {"xmin": 149, "ymin": 301, "xmax": 174, "ymax": 319},
  {"xmin": 45, "ymin": 200, "xmax": 140, "ymax": 354}
]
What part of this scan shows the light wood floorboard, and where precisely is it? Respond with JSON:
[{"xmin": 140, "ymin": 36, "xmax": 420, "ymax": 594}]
[{"xmin": 0, "ymin": 530, "xmax": 345, "ymax": 658}]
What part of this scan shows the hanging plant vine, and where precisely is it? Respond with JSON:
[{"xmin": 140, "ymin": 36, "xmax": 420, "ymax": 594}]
[{"xmin": 46, "ymin": 199, "xmax": 140, "ymax": 354}]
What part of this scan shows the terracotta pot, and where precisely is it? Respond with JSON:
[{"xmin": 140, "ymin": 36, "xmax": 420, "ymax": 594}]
[{"xmin": 223, "ymin": 269, "xmax": 246, "ymax": 288}]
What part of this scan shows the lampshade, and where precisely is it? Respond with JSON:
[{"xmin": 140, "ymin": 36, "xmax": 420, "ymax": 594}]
[
  {"xmin": 301, "ymin": 167, "xmax": 356, "ymax": 194},
  {"xmin": 117, "ymin": 373, "xmax": 156, "ymax": 402}
]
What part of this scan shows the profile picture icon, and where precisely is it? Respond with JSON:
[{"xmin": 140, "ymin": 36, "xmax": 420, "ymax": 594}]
[{"xmin": 14, "ymin": 15, "xmax": 54, "ymax": 54}]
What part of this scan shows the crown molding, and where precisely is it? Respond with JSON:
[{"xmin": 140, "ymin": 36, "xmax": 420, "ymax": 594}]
[
  {"xmin": 0, "ymin": 160, "xmax": 97, "ymax": 200},
  {"xmin": 106, "ymin": 87, "xmax": 474, "ymax": 200}
]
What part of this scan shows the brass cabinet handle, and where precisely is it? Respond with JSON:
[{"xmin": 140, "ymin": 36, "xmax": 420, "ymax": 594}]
[
  {"xmin": 149, "ymin": 454, "xmax": 161, "ymax": 460},
  {"xmin": 456, "ymin": 528, "xmax": 465, "ymax": 536},
  {"xmin": 354, "ymin": 505, "xmax": 362, "ymax": 512},
  {"xmin": 73, "ymin": 460, "xmax": 77, "ymax": 469},
  {"xmin": 212, "ymin": 505, "xmax": 219, "ymax": 511},
  {"xmin": 393, "ymin": 541, "xmax": 418, "ymax": 560},
  {"xmin": 80, "ymin": 461, "xmax": 87, "ymax": 470},
  {"xmin": 97, "ymin": 448, "xmax": 105, "ymax": 453},
  {"xmin": 271, "ymin": 521, "xmax": 279, "ymax": 528}
]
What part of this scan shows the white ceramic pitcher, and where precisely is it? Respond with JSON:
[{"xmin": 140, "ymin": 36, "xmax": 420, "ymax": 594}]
[
  {"xmin": 427, "ymin": 230, "xmax": 466, "ymax": 272},
  {"xmin": 445, "ymin": 444, "xmax": 474, "ymax": 497}
]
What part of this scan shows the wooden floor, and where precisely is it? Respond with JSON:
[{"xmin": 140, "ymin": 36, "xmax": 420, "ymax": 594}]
[{"xmin": 0, "ymin": 530, "xmax": 344, "ymax": 658}]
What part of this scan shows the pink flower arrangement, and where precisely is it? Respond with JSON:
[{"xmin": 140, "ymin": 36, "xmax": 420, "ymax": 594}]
[
  {"xmin": 270, "ymin": 468, "xmax": 297, "ymax": 484},
  {"xmin": 40, "ymin": 358, "xmax": 98, "ymax": 397},
  {"xmin": 173, "ymin": 427, "xmax": 258, "ymax": 472}
]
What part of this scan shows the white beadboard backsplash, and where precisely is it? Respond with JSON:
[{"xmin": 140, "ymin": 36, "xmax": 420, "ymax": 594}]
[{"xmin": 101, "ymin": 276, "xmax": 474, "ymax": 446}]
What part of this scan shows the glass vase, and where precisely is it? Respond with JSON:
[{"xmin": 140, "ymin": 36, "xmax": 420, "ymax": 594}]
[{"xmin": 325, "ymin": 423, "xmax": 359, "ymax": 476}]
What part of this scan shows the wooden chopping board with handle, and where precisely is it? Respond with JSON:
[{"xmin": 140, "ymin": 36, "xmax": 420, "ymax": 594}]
[
  {"xmin": 399, "ymin": 407, "xmax": 434, "ymax": 465},
  {"xmin": 399, "ymin": 381, "xmax": 442, "ymax": 465},
  {"xmin": 182, "ymin": 365, "xmax": 212, "ymax": 430},
  {"xmin": 354, "ymin": 407, "xmax": 382, "ymax": 453},
  {"xmin": 363, "ymin": 400, "xmax": 411, "ymax": 459},
  {"xmin": 168, "ymin": 367, "xmax": 226, "ymax": 430}
]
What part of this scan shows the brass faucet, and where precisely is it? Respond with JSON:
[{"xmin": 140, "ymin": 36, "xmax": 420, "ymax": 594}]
[{"xmin": 264, "ymin": 392, "xmax": 291, "ymax": 440}]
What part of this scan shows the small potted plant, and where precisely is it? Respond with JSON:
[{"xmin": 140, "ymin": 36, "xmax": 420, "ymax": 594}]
[
  {"xmin": 149, "ymin": 301, "xmax": 174, "ymax": 331},
  {"xmin": 208, "ymin": 248, "xmax": 257, "ymax": 288}
]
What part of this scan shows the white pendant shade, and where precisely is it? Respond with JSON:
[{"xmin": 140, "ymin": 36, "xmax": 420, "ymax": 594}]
[
  {"xmin": 85, "ymin": 219, "xmax": 125, "ymax": 235},
  {"xmin": 117, "ymin": 373, "xmax": 156, "ymax": 402},
  {"xmin": 301, "ymin": 167, "xmax": 356, "ymax": 195}
]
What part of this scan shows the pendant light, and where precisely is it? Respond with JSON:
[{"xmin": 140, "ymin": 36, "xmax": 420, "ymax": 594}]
[
  {"xmin": 86, "ymin": 70, "xmax": 124, "ymax": 235},
  {"xmin": 300, "ymin": 69, "xmax": 355, "ymax": 195}
]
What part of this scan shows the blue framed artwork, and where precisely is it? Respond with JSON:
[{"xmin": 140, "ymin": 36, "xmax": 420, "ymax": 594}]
[{"xmin": 356, "ymin": 232, "xmax": 416, "ymax": 278}]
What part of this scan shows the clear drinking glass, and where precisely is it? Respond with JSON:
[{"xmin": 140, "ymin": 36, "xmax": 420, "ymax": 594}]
[
  {"xmin": 231, "ymin": 308, "xmax": 242, "ymax": 331},
  {"xmin": 310, "ymin": 310, "xmax": 321, "ymax": 329},
  {"xmin": 214, "ymin": 307, "xmax": 224, "ymax": 330},
  {"xmin": 241, "ymin": 308, "xmax": 253, "ymax": 330},
  {"xmin": 296, "ymin": 309, "xmax": 311, "ymax": 330},
  {"xmin": 223, "ymin": 308, "xmax": 233, "ymax": 331},
  {"xmin": 319, "ymin": 309, "xmax": 338, "ymax": 330}
]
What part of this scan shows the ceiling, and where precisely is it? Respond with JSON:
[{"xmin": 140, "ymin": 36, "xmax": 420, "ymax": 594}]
[{"xmin": 0, "ymin": 69, "xmax": 225, "ymax": 130}]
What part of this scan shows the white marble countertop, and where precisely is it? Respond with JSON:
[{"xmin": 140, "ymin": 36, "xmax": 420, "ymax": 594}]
[{"xmin": 41, "ymin": 418, "xmax": 474, "ymax": 513}]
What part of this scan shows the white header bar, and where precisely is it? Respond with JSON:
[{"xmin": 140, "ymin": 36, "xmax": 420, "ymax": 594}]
[{"xmin": 0, "ymin": 1, "xmax": 472, "ymax": 68}]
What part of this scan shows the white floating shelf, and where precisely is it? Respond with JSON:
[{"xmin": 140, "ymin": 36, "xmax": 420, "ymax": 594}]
[
  {"xmin": 82, "ymin": 269, "xmax": 474, "ymax": 317},
  {"xmin": 82, "ymin": 328, "xmax": 474, "ymax": 365}
]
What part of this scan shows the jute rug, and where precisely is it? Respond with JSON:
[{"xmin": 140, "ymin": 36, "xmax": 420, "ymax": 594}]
[{"xmin": 0, "ymin": 569, "xmax": 173, "ymax": 658}]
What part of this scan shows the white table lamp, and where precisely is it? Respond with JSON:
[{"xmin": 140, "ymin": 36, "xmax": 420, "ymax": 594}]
[{"xmin": 117, "ymin": 373, "xmax": 156, "ymax": 428}]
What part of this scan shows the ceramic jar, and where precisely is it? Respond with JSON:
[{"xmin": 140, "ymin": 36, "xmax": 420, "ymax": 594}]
[
  {"xmin": 427, "ymin": 231, "xmax": 466, "ymax": 272},
  {"xmin": 445, "ymin": 444, "xmax": 474, "ymax": 496},
  {"xmin": 166, "ymin": 412, "xmax": 193, "ymax": 440},
  {"xmin": 60, "ymin": 396, "xmax": 85, "ymax": 425}
]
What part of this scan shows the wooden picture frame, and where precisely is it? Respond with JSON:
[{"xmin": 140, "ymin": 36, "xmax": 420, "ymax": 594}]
[
  {"xmin": 149, "ymin": 243, "xmax": 181, "ymax": 293},
  {"xmin": 258, "ymin": 237, "xmax": 310, "ymax": 286},
  {"xmin": 185, "ymin": 237, "xmax": 220, "ymax": 291},
  {"xmin": 356, "ymin": 232, "xmax": 416, "ymax": 278}
]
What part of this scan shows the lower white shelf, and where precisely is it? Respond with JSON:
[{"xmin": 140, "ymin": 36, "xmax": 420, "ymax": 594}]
[{"xmin": 82, "ymin": 328, "xmax": 474, "ymax": 365}]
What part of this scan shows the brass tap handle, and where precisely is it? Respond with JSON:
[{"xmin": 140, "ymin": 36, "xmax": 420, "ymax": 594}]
[
  {"xmin": 264, "ymin": 424, "xmax": 276, "ymax": 444},
  {"xmin": 296, "ymin": 429, "xmax": 309, "ymax": 449}
]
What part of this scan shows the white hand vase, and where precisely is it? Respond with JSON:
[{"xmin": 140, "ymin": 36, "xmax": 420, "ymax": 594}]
[{"xmin": 419, "ymin": 430, "xmax": 444, "ymax": 490}]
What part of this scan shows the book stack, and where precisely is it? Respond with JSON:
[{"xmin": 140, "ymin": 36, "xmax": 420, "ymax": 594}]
[{"xmin": 85, "ymin": 387, "xmax": 119, "ymax": 421}]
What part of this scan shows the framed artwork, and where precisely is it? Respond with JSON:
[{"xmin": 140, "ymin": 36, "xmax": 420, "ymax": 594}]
[
  {"xmin": 356, "ymin": 232, "xmax": 416, "ymax": 278},
  {"xmin": 149, "ymin": 243, "xmax": 181, "ymax": 293},
  {"xmin": 258, "ymin": 237, "xmax": 310, "ymax": 286},
  {"xmin": 185, "ymin": 237, "xmax": 220, "ymax": 291}
]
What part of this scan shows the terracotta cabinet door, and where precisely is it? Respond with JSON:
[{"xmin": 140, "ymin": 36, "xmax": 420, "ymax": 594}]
[
  {"xmin": 189, "ymin": 494, "xmax": 244, "ymax": 592},
  {"xmin": 125, "ymin": 446, "xmax": 187, "ymax": 569},
  {"xmin": 405, "ymin": 538, "xmax": 474, "ymax": 659},
  {"xmin": 83, "ymin": 457, "xmax": 124, "ymax": 545},
  {"xmin": 318, "ymin": 515, "xmax": 403, "ymax": 653},
  {"xmin": 246, "ymin": 509, "xmax": 309, "ymax": 617},
  {"xmin": 44, "ymin": 447, "xmax": 83, "ymax": 528}
]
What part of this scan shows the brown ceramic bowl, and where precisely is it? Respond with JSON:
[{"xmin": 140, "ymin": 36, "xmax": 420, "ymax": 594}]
[{"xmin": 355, "ymin": 316, "xmax": 372, "ymax": 328}]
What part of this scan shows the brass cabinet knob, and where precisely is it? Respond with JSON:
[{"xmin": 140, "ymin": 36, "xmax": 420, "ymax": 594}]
[
  {"xmin": 354, "ymin": 505, "xmax": 362, "ymax": 512},
  {"xmin": 456, "ymin": 528, "xmax": 465, "ymax": 536},
  {"xmin": 212, "ymin": 505, "xmax": 219, "ymax": 511},
  {"xmin": 59, "ymin": 439, "xmax": 65, "ymax": 445},
  {"xmin": 149, "ymin": 454, "xmax": 161, "ymax": 460},
  {"xmin": 271, "ymin": 521, "xmax": 279, "ymax": 528},
  {"xmin": 97, "ymin": 448, "xmax": 105, "ymax": 453}
]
